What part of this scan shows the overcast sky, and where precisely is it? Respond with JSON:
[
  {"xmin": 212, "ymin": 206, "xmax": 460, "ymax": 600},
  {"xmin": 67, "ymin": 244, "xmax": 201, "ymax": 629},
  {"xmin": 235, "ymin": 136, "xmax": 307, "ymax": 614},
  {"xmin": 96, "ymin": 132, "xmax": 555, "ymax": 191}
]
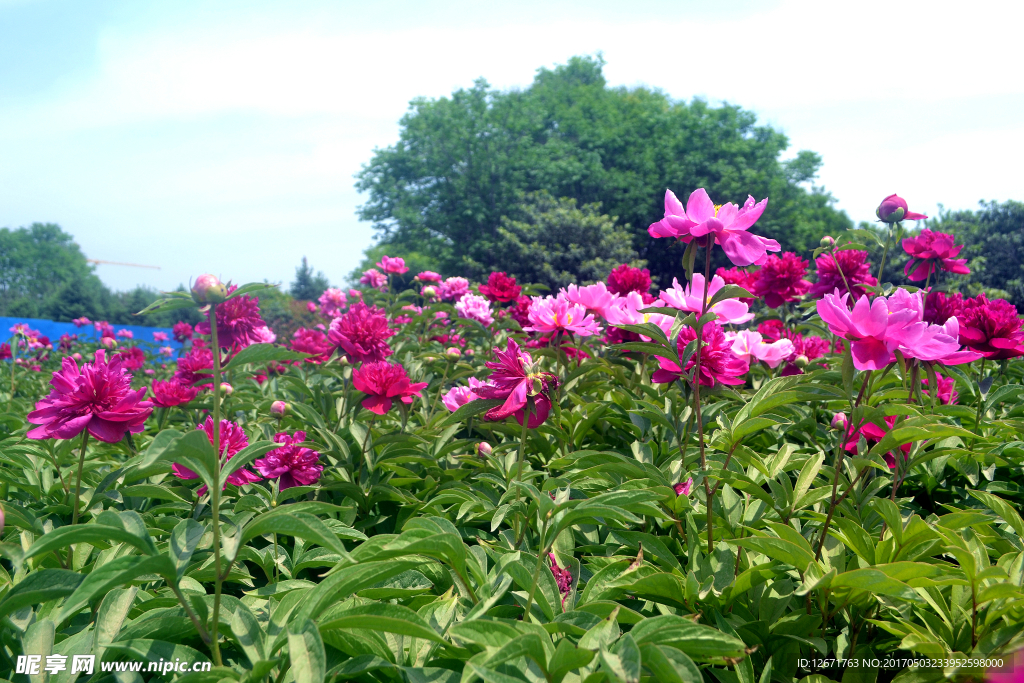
[{"xmin": 2, "ymin": 0, "xmax": 1021, "ymax": 293}]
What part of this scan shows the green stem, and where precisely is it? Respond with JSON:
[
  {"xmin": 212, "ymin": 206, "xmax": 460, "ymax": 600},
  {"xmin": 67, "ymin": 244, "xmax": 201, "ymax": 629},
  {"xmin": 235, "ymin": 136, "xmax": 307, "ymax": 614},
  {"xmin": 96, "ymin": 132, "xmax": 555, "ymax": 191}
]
[
  {"xmin": 208, "ymin": 306, "xmax": 224, "ymax": 667},
  {"xmin": 972, "ymin": 358, "xmax": 987, "ymax": 450},
  {"xmin": 522, "ymin": 540, "xmax": 551, "ymax": 624},
  {"xmin": 876, "ymin": 223, "xmax": 895, "ymax": 285},
  {"xmin": 68, "ymin": 430, "xmax": 90, "ymax": 567},
  {"xmin": 695, "ymin": 241, "xmax": 713, "ymax": 555},
  {"xmin": 513, "ymin": 402, "xmax": 532, "ymax": 548},
  {"xmin": 9, "ymin": 334, "xmax": 17, "ymax": 410},
  {"xmin": 427, "ymin": 358, "xmax": 451, "ymax": 422}
]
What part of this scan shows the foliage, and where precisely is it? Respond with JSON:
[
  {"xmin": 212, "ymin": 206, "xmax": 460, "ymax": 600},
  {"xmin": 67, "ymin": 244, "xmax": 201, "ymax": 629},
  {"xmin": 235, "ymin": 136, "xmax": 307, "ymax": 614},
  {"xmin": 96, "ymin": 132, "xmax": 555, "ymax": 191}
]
[
  {"xmin": 356, "ymin": 55, "xmax": 852, "ymax": 286},
  {"xmin": 348, "ymin": 244, "xmax": 442, "ymax": 289},
  {"xmin": 290, "ymin": 257, "xmax": 331, "ymax": 302}
]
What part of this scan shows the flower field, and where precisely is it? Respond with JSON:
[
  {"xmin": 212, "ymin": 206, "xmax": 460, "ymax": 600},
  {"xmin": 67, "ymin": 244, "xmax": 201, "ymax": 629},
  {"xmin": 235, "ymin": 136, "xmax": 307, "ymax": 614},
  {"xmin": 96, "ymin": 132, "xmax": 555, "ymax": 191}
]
[{"xmin": 1, "ymin": 189, "xmax": 1023, "ymax": 683}]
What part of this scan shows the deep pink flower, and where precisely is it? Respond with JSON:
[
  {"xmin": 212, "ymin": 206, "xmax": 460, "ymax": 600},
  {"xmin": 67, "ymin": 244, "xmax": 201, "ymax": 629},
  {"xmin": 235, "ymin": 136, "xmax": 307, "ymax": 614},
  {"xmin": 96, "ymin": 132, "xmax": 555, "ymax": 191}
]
[
  {"xmin": 455, "ymin": 293, "xmax": 494, "ymax": 326},
  {"xmin": 607, "ymin": 264, "xmax": 653, "ymax": 301},
  {"xmin": 94, "ymin": 321, "xmax": 115, "ymax": 339},
  {"xmin": 376, "ymin": 255, "xmax": 408, "ymax": 274},
  {"xmin": 440, "ymin": 277, "xmax": 470, "ymax": 302},
  {"xmin": 549, "ymin": 553, "xmax": 572, "ymax": 605},
  {"xmin": 923, "ymin": 291, "xmax": 964, "ymax": 325},
  {"xmin": 751, "ymin": 253, "xmax": 811, "ymax": 307},
  {"xmin": 674, "ymin": 478, "xmax": 694, "ymax": 496},
  {"xmin": 442, "ymin": 377, "xmax": 492, "ymax": 412},
  {"xmin": 195, "ymin": 295, "xmax": 267, "ymax": 350},
  {"xmin": 352, "ymin": 361, "xmax": 428, "ymax": 415},
  {"xmin": 921, "ymin": 373, "xmax": 957, "ymax": 405},
  {"xmin": 318, "ymin": 288, "xmax": 348, "ymax": 318},
  {"xmin": 115, "ymin": 346, "xmax": 146, "ymax": 371},
  {"xmin": 0, "ymin": 343, "xmax": 10, "ymax": 360},
  {"xmin": 26, "ymin": 350, "xmax": 153, "ymax": 442},
  {"xmin": 150, "ymin": 380, "xmax": 199, "ymax": 408},
  {"xmin": 72, "ymin": 317, "xmax": 91, "ymax": 328},
  {"xmin": 525, "ymin": 295, "xmax": 601, "ymax": 337},
  {"xmin": 876, "ymin": 193, "xmax": 928, "ymax": 223},
  {"xmin": 254, "ymin": 431, "xmax": 323, "ymax": 489},
  {"xmin": 360, "ymin": 269, "xmax": 387, "ymax": 290},
  {"xmin": 651, "ymin": 322, "xmax": 749, "ymax": 387},
  {"xmin": 659, "ymin": 274, "xmax": 754, "ymax": 325},
  {"xmin": 475, "ymin": 338, "xmax": 557, "ymax": 428},
  {"xmin": 564, "ymin": 282, "xmax": 617, "ymax": 319},
  {"xmin": 902, "ymin": 230, "xmax": 970, "ymax": 281},
  {"xmin": 715, "ymin": 267, "xmax": 758, "ymax": 304},
  {"xmin": 508, "ymin": 295, "xmax": 532, "ymax": 328},
  {"xmin": 648, "ymin": 188, "xmax": 779, "ymax": 266},
  {"xmin": 153, "ymin": 331, "xmax": 169, "ymax": 343},
  {"xmin": 478, "ymin": 272, "xmax": 522, "ymax": 303},
  {"xmin": 843, "ymin": 415, "xmax": 910, "ymax": 469},
  {"xmin": 416, "ymin": 271, "xmax": 442, "ymax": 283},
  {"xmin": 957, "ymin": 294, "xmax": 1024, "ymax": 360},
  {"xmin": 173, "ymin": 417, "xmax": 261, "ymax": 492},
  {"xmin": 808, "ymin": 250, "xmax": 878, "ymax": 300},
  {"xmin": 327, "ymin": 302, "xmax": 397, "ymax": 363},
  {"xmin": 174, "ymin": 344, "xmax": 214, "ymax": 387},
  {"xmin": 173, "ymin": 321, "xmax": 194, "ymax": 343},
  {"xmin": 291, "ymin": 327, "xmax": 333, "ymax": 363}
]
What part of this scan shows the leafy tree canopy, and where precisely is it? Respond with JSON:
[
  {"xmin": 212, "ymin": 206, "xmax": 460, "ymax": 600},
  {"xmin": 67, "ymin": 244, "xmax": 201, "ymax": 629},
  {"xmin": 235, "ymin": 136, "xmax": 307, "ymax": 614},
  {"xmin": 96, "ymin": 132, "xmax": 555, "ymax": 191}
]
[
  {"xmin": 356, "ymin": 55, "xmax": 852, "ymax": 286},
  {"xmin": 289, "ymin": 257, "xmax": 330, "ymax": 301}
]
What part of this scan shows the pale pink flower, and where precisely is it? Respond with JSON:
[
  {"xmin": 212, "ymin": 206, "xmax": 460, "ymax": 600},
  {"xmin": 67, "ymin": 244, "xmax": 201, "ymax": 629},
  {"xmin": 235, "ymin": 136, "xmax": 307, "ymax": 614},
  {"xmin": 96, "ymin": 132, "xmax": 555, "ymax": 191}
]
[
  {"xmin": 455, "ymin": 293, "xmax": 494, "ymax": 326},
  {"xmin": 152, "ymin": 331, "xmax": 169, "ymax": 343},
  {"xmin": 439, "ymin": 277, "xmax": 470, "ymax": 302},
  {"xmin": 659, "ymin": 274, "xmax": 754, "ymax": 325},
  {"xmin": 72, "ymin": 317, "xmax": 91, "ymax": 328},
  {"xmin": 727, "ymin": 330, "xmax": 795, "ymax": 368},
  {"xmin": 605, "ymin": 291, "xmax": 674, "ymax": 342},
  {"xmin": 252, "ymin": 326, "xmax": 277, "ymax": 344},
  {"xmin": 564, "ymin": 282, "xmax": 617, "ymax": 319},
  {"xmin": 377, "ymin": 255, "xmax": 409, "ymax": 274},
  {"xmin": 525, "ymin": 295, "xmax": 601, "ymax": 337},
  {"xmin": 159, "ymin": 346, "xmax": 174, "ymax": 356},
  {"xmin": 318, "ymin": 288, "xmax": 348, "ymax": 318},
  {"xmin": 416, "ymin": 271, "xmax": 442, "ymax": 283},
  {"xmin": 116, "ymin": 329, "xmax": 133, "ymax": 340},
  {"xmin": 360, "ymin": 269, "xmax": 387, "ymax": 290},
  {"xmin": 441, "ymin": 377, "xmax": 492, "ymax": 412}
]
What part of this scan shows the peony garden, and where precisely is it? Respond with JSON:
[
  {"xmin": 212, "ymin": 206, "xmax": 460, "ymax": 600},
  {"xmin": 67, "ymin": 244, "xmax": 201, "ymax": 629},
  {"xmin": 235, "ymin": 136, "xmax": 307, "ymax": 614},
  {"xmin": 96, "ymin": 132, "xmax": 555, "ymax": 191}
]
[{"xmin": 1, "ymin": 189, "xmax": 1023, "ymax": 683}]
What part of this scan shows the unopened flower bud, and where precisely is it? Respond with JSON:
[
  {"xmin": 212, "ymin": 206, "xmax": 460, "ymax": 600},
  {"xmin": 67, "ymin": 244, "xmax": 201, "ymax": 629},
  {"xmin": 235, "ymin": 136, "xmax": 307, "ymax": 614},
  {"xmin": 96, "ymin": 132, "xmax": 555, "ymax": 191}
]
[
  {"xmin": 72, "ymin": 353, "xmax": 82, "ymax": 361},
  {"xmin": 793, "ymin": 354, "xmax": 809, "ymax": 368},
  {"xmin": 876, "ymin": 194, "xmax": 919, "ymax": 224},
  {"xmin": 271, "ymin": 400, "xmax": 287, "ymax": 417},
  {"xmin": 191, "ymin": 274, "xmax": 228, "ymax": 304},
  {"xmin": 219, "ymin": 382, "xmax": 233, "ymax": 396},
  {"xmin": 422, "ymin": 285, "xmax": 437, "ymax": 298},
  {"xmin": 477, "ymin": 442, "xmax": 492, "ymax": 457},
  {"xmin": 337, "ymin": 355, "xmax": 350, "ymax": 367},
  {"xmin": 306, "ymin": 301, "xmax": 317, "ymax": 313},
  {"xmin": 831, "ymin": 412, "xmax": 848, "ymax": 431},
  {"xmin": 100, "ymin": 337, "xmax": 117, "ymax": 349},
  {"xmin": 445, "ymin": 347, "xmax": 461, "ymax": 358},
  {"xmin": 464, "ymin": 348, "xmax": 474, "ymax": 356},
  {"xmin": 820, "ymin": 235, "xmax": 835, "ymax": 249},
  {"xmin": 674, "ymin": 478, "xmax": 694, "ymax": 496},
  {"xmin": 531, "ymin": 377, "xmax": 544, "ymax": 395}
]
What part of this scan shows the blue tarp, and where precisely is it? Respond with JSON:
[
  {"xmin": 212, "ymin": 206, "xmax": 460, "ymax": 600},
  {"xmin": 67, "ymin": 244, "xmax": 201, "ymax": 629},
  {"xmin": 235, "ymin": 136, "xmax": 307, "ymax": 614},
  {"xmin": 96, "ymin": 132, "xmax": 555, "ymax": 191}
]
[{"xmin": 1, "ymin": 316, "xmax": 186, "ymax": 357}]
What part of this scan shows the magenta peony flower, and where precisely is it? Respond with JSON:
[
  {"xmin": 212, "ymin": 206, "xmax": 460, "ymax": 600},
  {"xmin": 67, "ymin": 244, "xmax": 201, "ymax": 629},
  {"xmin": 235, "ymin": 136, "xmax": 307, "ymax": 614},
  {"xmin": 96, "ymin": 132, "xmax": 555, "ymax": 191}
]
[
  {"xmin": 508, "ymin": 295, "xmax": 532, "ymax": 328},
  {"xmin": 902, "ymin": 230, "xmax": 970, "ymax": 281},
  {"xmin": 751, "ymin": 253, "xmax": 811, "ymax": 307},
  {"xmin": 327, "ymin": 302, "xmax": 397, "ymax": 363},
  {"xmin": 659, "ymin": 274, "xmax": 754, "ymax": 325},
  {"xmin": 153, "ymin": 331, "xmax": 169, "ymax": 343},
  {"xmin": 116, "ymin": 329, "xmax": 133, "ymax": 340},
  {"xmin": 291, "ymin": 327, "xmax": 333, "ymax": 363},
  {"xmin": 564, "ymin": 282, "xmax": 617, "ymax": 319},
  {"xmin": 173, "ymin": 417, "xmax": 261, "ymax": 493},
  {"xmin": 844, "ymin": 415, "xmax": 909, "ymax": 469},
  {"xmin": 72, "ymin": 317, "xmax": 91, "ymax": 328},
  {"xmin": 455, "ymin": 293, "xmax": 494, "ymax": 326},
  {"xmin": 715, "ymin": 266, "xmax": 758, "ymax": 304},
  {"xmin": 94, "ymin": 321, "xmax": 115, "ymax": 339},
  {"xmin": 0, "ymin": 343, "xmax": 10, "ymax": 360},
  {"xmin": 441, "ymin": 378, "xmax": 492, "ymax": 412},
  {"xmin": 58, "ymin": 334, "xmax": 76, "ymax": 352},
  {"xmin": 173, "ymin": 321, "xmax": 194, "ymax": 343},
  {"xmin": 923, "ymin": 291, "xmax": 963, "ymax": 325},
  {"xmin": 174, "ymin": 344, "xmax": 214, "ymax": 387},
  {"xmin": 651, "ymin": 321, "xmax": 748, "ymax": 387},
  {"xmin": 727, "ymin": 330, "xmax": 795, "ymax": 368},
  {"xmin": 26, "ymin": 350, "xmax": 153, "ymax": 442},
  {"xmin": 254, "ymin": 431, "xmax": 323, "ymax": 489},
  {"xmin": 607, "ymin": 264, "xmax": 653, "ymax": 300},
  {"xmin": 416, "ymin": 271, "xmax": 442, "ymax": 283},
  {"xmin": 525, "ymin": 295, "xmax": 601, "ymax": 337},
  {"xmin": 318, "ymin": 288, "xmax": 348, "ymax": 318},
  {"xmin": 475, "ymin": 338, "xmax": 558, "ymax": 428},
  {"xmin": 674, "ymin": 478, "xmax": 694, "ymax": 496},
  {"xmin": 360, "ymin": 268, "xmax": 387, "ymax": 290},
  {"xmin": 150, "ymin": 380, "xmax": 199, "ymax": 408},
  {"xmin": 478, "ymin": 271, "xmax": 522, "ymax": 303},
  {"xmin": 352, "ymin": 361, "xmax": 428, "ymax": 415},
  {"xmin": 194, "ymin": 294, "xmax": 267, "ymax": 350},
  {"xmin": 648, "ymin": 188, "xmax": 779, "ymax": 266},
  {"xmin": 548, "ymin": 553, "xmax": 572, "ymax": 605},
  {"xmin": 808, "ymin": 250, "xmax": 878, "ymax": 300},
  {"xmin": 876, "ymin": 193, "xmax": 928, "ymax": 223},
  {"xmin": 439, "ymin": 277, "xmax": 470, "ymax": 302},
  {"xmin": 376, "ymin": 255, "xmax": 408, "ymax": 274},
  {"xmin": 115, "ymin": 346, "xmax": 146, "ymax": 371},
  {"xmin": 921, "ymin": 373, "xmax": 957, "ymax": 405},
  {"xmin": 957, "ymin": 294, "xmax": 1024, "ymax": 360}
]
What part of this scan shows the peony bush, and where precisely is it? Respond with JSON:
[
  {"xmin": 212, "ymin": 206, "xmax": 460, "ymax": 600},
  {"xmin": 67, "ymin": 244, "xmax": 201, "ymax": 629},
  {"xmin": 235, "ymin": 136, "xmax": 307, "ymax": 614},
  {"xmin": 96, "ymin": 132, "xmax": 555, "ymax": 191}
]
[{"xmin": 0, "ymin": 190, "xmax": 1023, "ymax": 682}]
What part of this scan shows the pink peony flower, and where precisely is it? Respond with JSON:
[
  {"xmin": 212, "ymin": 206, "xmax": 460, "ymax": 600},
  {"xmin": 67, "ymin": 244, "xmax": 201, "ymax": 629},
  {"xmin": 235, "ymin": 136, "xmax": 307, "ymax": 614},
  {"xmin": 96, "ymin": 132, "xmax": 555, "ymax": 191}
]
[
  {"xmin": 26, "ymin": 349, "xmax": 153, "ymax": 442},
  {"xmin": 327, "ymin": 302, "xmax": 396, "ymax": 364},
  {"xmin": 153, "ymin": 331, "xmax": 169, "ymax": 343},
  {"xmin": 808, "ymin": 250, "xmax": 878, "ymax": 300},
  {"xmin": 564, "ymin": 282, "xmax": 617, "ymax": 319},
  {"xmin": 195, "ymin": 295, "xmax": 267, "ymax": 350},
  {"xmin": 475, "ymin": 338, "xmax": 558, "ymax": 428},
  {"xmin": 348, "ymin": 288, "xmax": 362, "ymax": 299},
  {"xmin": 478, "ymin": 272, "xmax": 522, "ymax": 303},
  {"xmin": 607, "ymin": 264, "xmax": 653, "ymax": 300},
  {"xmin": 455, "ymin": 293, "xmax": 494, "ymax": 326},
  {"xmin": 605, "ymin": 291, "xmax": 674, "ymax": 342},
  {"xmin": 548, "ymin": 553, "xmax": 573, "ymax": 605},
  {"xmin": 254, "ymin": 431, "xmax": 323, "ymax": 489},
  {"xmin": 307, "ymin": 301, "xmax": 318, "ymax": 313},
  {"xmin": 150, "ymin": 380, "xmax": 199, "ymax": 408},
  {"xmin": 376, "ymin": 255, "xmax": 408, "ymax": 274},
  {"xmin": 360, "ymin": 269, "xmax": 387, "ymax": 290},
  {"xmin": 94, "ymin": 321, "xmax": 115, "ymax": 339},
  {"xmin": 291, "ymin": 327, "xmax": 333, "ymax": 363},
  {"xmin": 72, "ymin": 317, "xmax": 91, "ymax": 328},
  {"xmin": 439, "ymin": 277, "xmax": 470, "ymax": 302},
  {"xmin": 651, "ymin": 322, "xmax": 749, "ymax": 387},
  {"xmin": 674, "ymin": 478, "xmax": 694, "ymax": 496},
  {"xmin": 876, "ymin": 193, "xmax": 928, "ymax": 223},
  {"xmin": 173, "ymin": 321, "xmax": 193, "ymax": 343},
  {"xmin": 115, "ymin": 346, "xmax": 146, "ymax": 371},
  {"xmin": 843, "ymin": 415, "xmax": 910, "ymax": 469},
  {"xmin": 441, "ymin": 377, "xmax": 492, "ymax": 412},
  {"xmin": 923, "ymin": 291, "xmax": 964, "ymax": 325},
  {"xmin": 727, "ymin": 330, "xmax": 795, "ymax": 368},
  {"xmin": 352, "ymin": 361, "xmax": 428, "ymax": 415},
  {"xmin": 525, "ymin": 295, "xmax": 601, "ymax": 337},
  {"xmin": 902, "ymin": 230, "xmax": 970, "ymax": 281},
  {"xmin": 318, "ymin": 288, "xmax": 348, "ymax": 318},
  {"xmin": 648, "ymin": 188, "xmax": 779, "ymax": 266},
  {"xmin": 116, "ymin": 329, "xmax": 134, "ymax": 340},
  {"xmin": 173, "ymin": 417, "xmax": 261, "ymax": 493},
  {"xmin": 659, "ymin": 273, "xmax": 754, "ymax": 325},
  {"xmin": 921, "ymin": 373, "xmax": 957, "ymax": 405},
  {"xmin": 751, "ymin": 253, "xmax": 811, "ymax": 307},
  {"xmin": 174, "ymin": 344, "xmax": 214, "ymax": 387},
  {"xmin": 416, "ymin": 271, "xmax": 442, "ymax": 283},
  {"xmin": 957, "ymin": 294, "xmax": 1024, "ymax": 360}
]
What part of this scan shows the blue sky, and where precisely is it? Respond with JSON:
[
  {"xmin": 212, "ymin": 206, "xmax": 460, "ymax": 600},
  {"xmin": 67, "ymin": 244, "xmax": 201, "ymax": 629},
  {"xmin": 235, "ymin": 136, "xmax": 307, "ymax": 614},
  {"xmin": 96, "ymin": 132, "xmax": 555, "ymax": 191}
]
[{"xmin": 2, "ymin": 0, "xmax": 1021, "ymax": 293}]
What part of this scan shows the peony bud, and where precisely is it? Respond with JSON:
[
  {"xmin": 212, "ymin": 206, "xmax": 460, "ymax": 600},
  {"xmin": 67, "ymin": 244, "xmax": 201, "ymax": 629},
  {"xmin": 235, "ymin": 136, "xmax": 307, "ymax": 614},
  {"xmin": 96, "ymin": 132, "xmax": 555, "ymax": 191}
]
[
  {"xmin": 219, "ymin": 382, "xmax": 233, "ymax": 396},
  {"xmin": 831, "ymin": 412, "xmax": 848, "ymax": 431},
  {"xmin": 531, "ymin": 377, "xmax": 545, "ymax": 395},
  {"xmin": 820, "ymin": 235, "xmax": 835, "ymax": 249},
  {"xmin": 306, "ymin": 301, "xmax": 317, "ymax": 313},
  {"xmin": 674, "ymin": 478, "xmax": 694, "ymax": 496},
  {"xmin": 192, "ymin": 274, "xmax": 229, "ymax": 304},
  {"xmin": 100, "ymin": 337, "xmax": 117, "ymax": 349},
  {"xmin": 793, "ymin": 355, "xmax": 809, "ymax": 368},
  {"xmin": 271, "ymin": 400, "xmax": 287, "ymax": 417},
  {"xmin": 72, "ymin": 353, "xmax": 82, "ymax": 361},
  {"xmin": 875, "ymin": 193, "xmax": 927, "ymax": 223},
  {"xmin": 464, "ymin": 348, "xmax": 474, "ymax": 356},
  {"xmin": 445, "ymin": 347, "xmax": 462, "ymax": 358},
  {"xmin": 477, "ymin": 442, "xmax": 492, "ymax": 457},
  {"xmin": 421, "ymin": 285, "xmax": 437, "ymax": 298}
]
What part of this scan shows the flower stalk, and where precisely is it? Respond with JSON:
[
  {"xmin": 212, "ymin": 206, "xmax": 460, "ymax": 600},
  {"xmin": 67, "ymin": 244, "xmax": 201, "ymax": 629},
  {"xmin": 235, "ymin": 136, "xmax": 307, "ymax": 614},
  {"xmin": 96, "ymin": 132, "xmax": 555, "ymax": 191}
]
[{"xmin": 208, "ymin": 305, "xmax": 225, "ymax": 666}]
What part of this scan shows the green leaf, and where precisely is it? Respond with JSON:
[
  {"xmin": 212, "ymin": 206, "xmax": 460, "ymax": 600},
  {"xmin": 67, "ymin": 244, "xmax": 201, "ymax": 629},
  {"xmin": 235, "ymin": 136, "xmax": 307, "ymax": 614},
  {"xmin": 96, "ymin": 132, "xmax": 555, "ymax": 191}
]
[
  {"xmin": 829, "ymin": 568, "xmax": 924, "ymax": 603},
  {"xmin": 628, "ymin": 615, "xmax": 746, "ymax": 660},
  {"xmin": 22, "ymin": 513, "xmax": 158, "ymax": 562},
  {"xmin": 320, "ymin": 603, "xmax": 443, "ymax": 642},
  {"xmin": 241, "ymin": 511, "xmax": 352, "ymax": 562},
  {"xmin": 969, "ymin": 490, "xmax": 1024, "ymax": 538},
  {"xmin": 0, "ymin": 569, "xmax": 83, "ymax": 619},
  {"xmin": 224, "ymin": 343, "xmax": 306, "ymax": 371},
  {"xmin": 288, "ymin": 618, "xmax": 326, "ymax": 683},
  {"xmin": 170, "ymin": 518, "xmax": 205, "ymax": 579},
  {"xmin": 93, "ymin": 587, "xmax": 138, "ymax": 657},
  {"xmin": 548, "ymin": 638, "xmax": 595, "ymax": 683},
  {"xmin": 638, "ymin": 643, "xmax": 702, "ymax": 683},
  {"xmin": 601, "ymin": 633, "xmax": 641, "ymax": 683},
  {"xmin": 707, "ymin": 284, "xmax": 753, "ymax": 309},
  {"xmin": 734, "ymin": 536, "xmax": 817, "ymax": 574},
  {"xmin": 58, "ymin": 554, "xmax": 177, "ymax": 625},
  {"xmin": 227, "ymin": 282, "xmax": 278, "ymax": 299},
  {"xmin": 103, "ymin": 639, "xmax": 210, "ymax": 669},
  {"xmin": 220, "ymin": 439, "xmax": 278, "ymax": 487},
  {"xmin": 436, "ymin": 398, "xmax": 504, "ymax": 428}
]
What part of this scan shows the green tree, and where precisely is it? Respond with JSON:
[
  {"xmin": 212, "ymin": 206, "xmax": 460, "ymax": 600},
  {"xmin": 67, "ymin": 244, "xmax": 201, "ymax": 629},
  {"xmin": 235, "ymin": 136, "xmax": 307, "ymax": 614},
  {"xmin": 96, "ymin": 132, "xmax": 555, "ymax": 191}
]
[
  {"xmin": 356, "ymin": 55, "xmax": 852, "ymax": 286},
  {"xmin": 290, "ymin": 257, "xmax": 330, "ymax": 301}
]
